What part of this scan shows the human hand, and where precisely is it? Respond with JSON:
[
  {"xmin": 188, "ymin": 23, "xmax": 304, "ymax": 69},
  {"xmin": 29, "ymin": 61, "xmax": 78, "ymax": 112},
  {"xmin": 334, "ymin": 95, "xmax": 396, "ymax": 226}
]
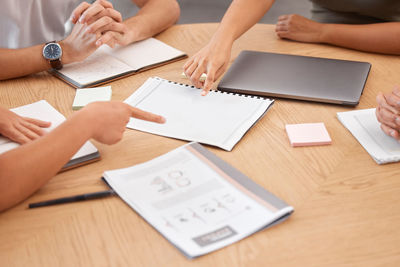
[
  {"xmin": 376, "ymin": 87, "xmax": 400, "ymax": 140},
  {"xmin": 71, "ymin": 0, "xmax": 133, "ymax": 48},
  {"xmin": 60, "ymin": 22, "xmax": 100, "ymax": 64},
  {"xmin": 183, "ymin": 39, "xmax": 232, "ymax": 96},
  {"xmin": 70, "ymin": 0, "xmax": 118, "ymax": 25},
  {"xmin": 275, "ymin": 14, "xmax": 324, "ymax": 43},
  {"xmin": 81, "ymin": 101, "xmax": 165, "ymax": 145},
  {"xmin": 0, "ymin": 106, "xmax": 51, "ymax": 144}
]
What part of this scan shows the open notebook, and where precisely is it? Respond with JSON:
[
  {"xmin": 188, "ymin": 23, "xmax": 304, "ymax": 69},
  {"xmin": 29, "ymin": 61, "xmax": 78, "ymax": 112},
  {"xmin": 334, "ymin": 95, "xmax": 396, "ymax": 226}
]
[
  {"xmin": 103, "ymin": 142, "xmax": 293, "ymax": 258},
  {"xmin": 0, "ymin": 100, "xmax": 100, "ymax": 171},
  {"xmin": 125, "ymin": 77, "xmax": 274, "ymax": 151},
  {"xmin": 53, "ymin": 38, "xmax": 187, "ymax": 88},
  {"xmin": 337, "ymin": 108, "xmax": 400, "ymax": 164}
]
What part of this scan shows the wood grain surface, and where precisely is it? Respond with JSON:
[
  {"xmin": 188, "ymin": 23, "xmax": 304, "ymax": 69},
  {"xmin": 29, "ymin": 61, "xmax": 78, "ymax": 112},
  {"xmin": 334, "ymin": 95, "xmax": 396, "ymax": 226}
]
[{"xmin": 1, "ymin": 24, "xmax": 400, "ymax": 267}]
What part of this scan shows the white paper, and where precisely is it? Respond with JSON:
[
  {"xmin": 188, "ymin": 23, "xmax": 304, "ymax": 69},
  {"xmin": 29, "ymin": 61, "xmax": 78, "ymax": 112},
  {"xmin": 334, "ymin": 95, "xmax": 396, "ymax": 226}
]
[
  {"xmin": 0, "ymin": 100, "xmax": 98, "ymax": 161},
  {"xmin": 337, "ymin": 108, "xmax": 400, "ymax": 164},
  {"xmin": 59, "ymin": 52, "xmax": 133, "ymax": 86},
  {"xmin": 125, "ymin": 77, "xmax": 273, "ymax": 151},
  {"xmin": 72, "ymin": 86, "xmax": 112, "ymax": 109},
  {"xmin": 103, "ymin": 38, "xmax": 186, "ymax": 71},
  {"xmin": 103, "ymin": 143, "xmax": 292, "ymax": 258},
  {"xmin": 58, "ymin": 38, "xmax": 186, "ymax": 87}
]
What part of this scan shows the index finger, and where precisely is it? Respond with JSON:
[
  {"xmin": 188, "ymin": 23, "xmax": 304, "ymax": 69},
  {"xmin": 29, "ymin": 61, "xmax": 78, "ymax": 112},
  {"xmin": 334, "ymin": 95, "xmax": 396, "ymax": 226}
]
[
  {"xmin": 385, "ymin": 91, "xmax": 400, "ymax": 111},
  {"xmin": 278, "ymin": 15, "xmax": 289, "ymax": 21},
  {"xmin": 202, "ymin": 66, "xmax": 216, "ymax": 96},
  {"xmin": 202, "ymin": 63, "xmax": 226, "ymax": 96},
  {"xmin": 377, "ymin": 92, "xmax": 399, "ymax": 115},
  {"xmin": 71, "ymin": 2, "xmax": 91, "ymax": 23},
  {"xmin": 73, "ymin": 0, "xmax": 114, "ymax": 24},
  {"xmin": 80, "ymin": 4, "xmax": 105, "ymax": 24},
  {"xmin": 131, "ymin": 107, "xmax": 166, "ymax": 124}
]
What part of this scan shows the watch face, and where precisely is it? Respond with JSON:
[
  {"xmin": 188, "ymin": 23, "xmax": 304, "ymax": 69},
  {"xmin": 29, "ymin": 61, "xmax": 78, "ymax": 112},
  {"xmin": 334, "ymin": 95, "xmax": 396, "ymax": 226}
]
[{"xmin": 43, "ymin": 43, "xmax": 62, "ymax": 60}]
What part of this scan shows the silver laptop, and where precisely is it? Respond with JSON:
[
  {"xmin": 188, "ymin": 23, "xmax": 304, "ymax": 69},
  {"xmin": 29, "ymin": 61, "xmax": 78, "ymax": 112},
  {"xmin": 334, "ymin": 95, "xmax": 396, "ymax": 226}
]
[{"xmin": 218, "ymin": 51, "xmax": 371, "ymax": 106}]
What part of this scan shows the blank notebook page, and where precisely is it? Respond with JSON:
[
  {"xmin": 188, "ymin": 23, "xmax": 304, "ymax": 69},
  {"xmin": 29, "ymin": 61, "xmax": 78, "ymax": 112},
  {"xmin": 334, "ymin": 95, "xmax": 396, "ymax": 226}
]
[
  {"xmin": 103, "ymin": 38, "xmax": 186, "ymax": 71},
  {"xmin": 125, "ymin": 77, "xmax": 274, "ymax": 151}
]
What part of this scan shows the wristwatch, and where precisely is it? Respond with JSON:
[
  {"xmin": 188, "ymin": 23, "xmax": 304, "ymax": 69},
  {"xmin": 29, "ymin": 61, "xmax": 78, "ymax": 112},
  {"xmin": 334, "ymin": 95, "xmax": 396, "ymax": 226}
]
[{"xmin": 42, "ymin": 41, "xmax": 63, "ymax": 70}]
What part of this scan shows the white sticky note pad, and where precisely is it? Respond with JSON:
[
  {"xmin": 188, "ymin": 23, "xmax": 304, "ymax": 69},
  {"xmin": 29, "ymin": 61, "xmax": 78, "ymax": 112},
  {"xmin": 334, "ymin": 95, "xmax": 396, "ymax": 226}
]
[
  {"xmin": 72, "ymin": 86, "xmax": 112, "ymax": 110},
  {"xmin": 285, "ymin": 123, "xmax": 332, "ymax": 147}
]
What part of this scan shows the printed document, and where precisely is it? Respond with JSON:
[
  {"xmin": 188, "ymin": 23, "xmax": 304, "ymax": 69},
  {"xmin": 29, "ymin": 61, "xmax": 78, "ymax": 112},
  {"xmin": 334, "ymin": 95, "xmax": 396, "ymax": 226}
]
[{"xmin": 103, "ymin": 142, "xmax": 293, "ymax": 258}]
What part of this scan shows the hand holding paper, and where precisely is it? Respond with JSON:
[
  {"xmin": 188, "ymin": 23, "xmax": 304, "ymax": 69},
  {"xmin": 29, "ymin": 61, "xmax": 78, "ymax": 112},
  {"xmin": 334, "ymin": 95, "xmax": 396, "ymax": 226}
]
[
  {"xmin": 183, "ymin": 40, "xmax": 232, "ymax": 95},
  {"xmin": 376, "ymin": 87, "xmax": 400, "ymax": 140}
]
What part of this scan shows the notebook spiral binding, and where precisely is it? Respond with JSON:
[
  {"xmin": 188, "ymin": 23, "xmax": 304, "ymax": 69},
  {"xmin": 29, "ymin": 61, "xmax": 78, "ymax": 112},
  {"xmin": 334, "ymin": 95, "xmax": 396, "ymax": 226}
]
[{"xmin": 154, "ymin": 77, "xmax": 271, "ymax": 101}]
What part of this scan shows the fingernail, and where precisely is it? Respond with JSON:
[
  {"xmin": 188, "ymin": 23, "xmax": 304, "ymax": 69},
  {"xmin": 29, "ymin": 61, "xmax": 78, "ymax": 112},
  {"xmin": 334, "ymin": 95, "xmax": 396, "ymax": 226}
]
[
  {"xmin": 96, "ymin": 40, "xmax": 102, "ymax": 46},
  {"xmin": 160, "ymin": 116, "xmax": 166, "ymax": 123},
  {"xmin": 79, "ymin": 15, "xmax": 85, "ymax": 23},
  {"xmin": 85, "ymin": 26, "xmax": 92, "ymax": 34},
  {"xmin": 70, "ymin": 14, "xmax": 76, "ymax": 21},
  {"xmin": 391, "ymin": 130, "xmax": 397, "ymax": 137},
  {"xmin": 201, "ymin": 91, "xmax": 207, "ymax": 96}
]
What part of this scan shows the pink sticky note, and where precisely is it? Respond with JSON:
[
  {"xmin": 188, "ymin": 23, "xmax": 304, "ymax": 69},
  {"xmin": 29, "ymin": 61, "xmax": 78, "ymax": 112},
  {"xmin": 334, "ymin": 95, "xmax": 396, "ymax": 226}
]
[{"xmin": 285, "ymin": 123, "xmax": 332, "ymax": 147}]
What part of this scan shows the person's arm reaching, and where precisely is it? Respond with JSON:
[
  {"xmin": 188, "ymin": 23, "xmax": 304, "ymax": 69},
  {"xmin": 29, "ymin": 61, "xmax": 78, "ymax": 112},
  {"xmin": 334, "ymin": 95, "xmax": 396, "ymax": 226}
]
[
  {"xmin": 276, "ymin": 15, "xmax": 400, "ymax": 55},
  {"xmin": 123, "ymin": 0, "xmax": 180, "ymax": 43},
  {"xmin": 0, "ymin": 101, "xmax": 165, "ymax": 212},
  {"xmin": 183, "ymin": 0, "xmax": 275, "ymax": 95}
]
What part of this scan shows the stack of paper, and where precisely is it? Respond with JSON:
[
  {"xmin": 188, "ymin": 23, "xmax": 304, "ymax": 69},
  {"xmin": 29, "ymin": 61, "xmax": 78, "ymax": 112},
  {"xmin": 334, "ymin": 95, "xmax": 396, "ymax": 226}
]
[
  {"xmin": 72, "ymin": 86, "xmax": 112, "ymax": 110},
  {"xmin": 285, "ymin": 122, "xmax": 332, "ymax": 147},
  {"xmin": 337, "ymin": 108, "xmax": 400, "ymax": 164}
]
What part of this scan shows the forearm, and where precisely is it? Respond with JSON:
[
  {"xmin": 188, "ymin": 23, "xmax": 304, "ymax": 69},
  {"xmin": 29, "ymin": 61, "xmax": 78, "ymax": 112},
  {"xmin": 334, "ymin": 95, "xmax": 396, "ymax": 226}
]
[
  {"xmin": 0, "ymin": 110, "xmax": 93, "ymax": 211},
  {"xmin": 212, "ymin": 0, "xmax": 274, "ymax": 46},
  {"xmin": 126, "ymin": 0, "xmax": 180, "ymax": 43},
  {"xmin": 0, "ymin": 41, "xmax": 76, "ymax": 80},
  {"xmin": 321, "ymin": 22, "xmax": 400, "ymax": 55},
  {"xmin": 0, "ymin": 45, "xmax": 49, "ymax": 80}
]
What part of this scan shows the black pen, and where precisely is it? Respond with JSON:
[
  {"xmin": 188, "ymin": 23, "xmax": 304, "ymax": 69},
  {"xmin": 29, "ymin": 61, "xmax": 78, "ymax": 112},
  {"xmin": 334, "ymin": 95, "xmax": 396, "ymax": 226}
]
[{"xmin": 28, "ymin": 190, "xmax": 116, "ymax": 209}]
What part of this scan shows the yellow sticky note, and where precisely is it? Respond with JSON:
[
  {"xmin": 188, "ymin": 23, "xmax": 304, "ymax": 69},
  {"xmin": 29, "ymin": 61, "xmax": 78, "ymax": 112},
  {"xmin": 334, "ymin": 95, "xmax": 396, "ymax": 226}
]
[{"xmin": 72, "ymin": 86, "xmax": 112, "ymax": 110}]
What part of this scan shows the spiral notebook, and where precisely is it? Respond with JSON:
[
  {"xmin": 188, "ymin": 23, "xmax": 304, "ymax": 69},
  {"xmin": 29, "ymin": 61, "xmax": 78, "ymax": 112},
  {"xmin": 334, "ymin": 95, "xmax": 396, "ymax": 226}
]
[
  {"xmin": 125, "ymin": 77, "xmax": 274, "ymax": 151},
  {"xmin": 337, "ymin": 108, "xmax": 400, "ymax": 164}
]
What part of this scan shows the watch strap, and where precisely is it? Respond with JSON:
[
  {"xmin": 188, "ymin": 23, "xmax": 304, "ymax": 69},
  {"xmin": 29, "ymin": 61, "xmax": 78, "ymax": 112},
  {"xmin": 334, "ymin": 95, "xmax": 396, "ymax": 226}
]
[{"xmin": 50, "ymin": 59, "xmax": 63, "ymax": 70}]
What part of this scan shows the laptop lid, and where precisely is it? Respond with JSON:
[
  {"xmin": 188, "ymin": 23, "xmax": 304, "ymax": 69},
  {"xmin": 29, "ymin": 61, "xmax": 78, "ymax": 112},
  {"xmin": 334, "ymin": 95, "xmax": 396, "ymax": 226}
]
[{"xmin": 218, "ymin": 51, "xmax": 371, "ymax": 106}]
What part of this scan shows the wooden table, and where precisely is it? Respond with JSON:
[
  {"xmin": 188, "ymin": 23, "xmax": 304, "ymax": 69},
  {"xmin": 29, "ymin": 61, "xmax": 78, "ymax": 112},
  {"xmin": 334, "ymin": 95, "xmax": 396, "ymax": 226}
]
[{"xmin": 1, "ymin": 24, "xmax": 400, "ymax": 267}]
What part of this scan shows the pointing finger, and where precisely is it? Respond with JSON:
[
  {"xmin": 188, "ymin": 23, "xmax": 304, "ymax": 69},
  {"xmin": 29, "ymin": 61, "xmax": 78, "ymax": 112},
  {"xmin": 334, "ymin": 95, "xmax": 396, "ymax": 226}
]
[{"xmin": 130, "ymin": 107, "xmax": 166, "ymax": 124}]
